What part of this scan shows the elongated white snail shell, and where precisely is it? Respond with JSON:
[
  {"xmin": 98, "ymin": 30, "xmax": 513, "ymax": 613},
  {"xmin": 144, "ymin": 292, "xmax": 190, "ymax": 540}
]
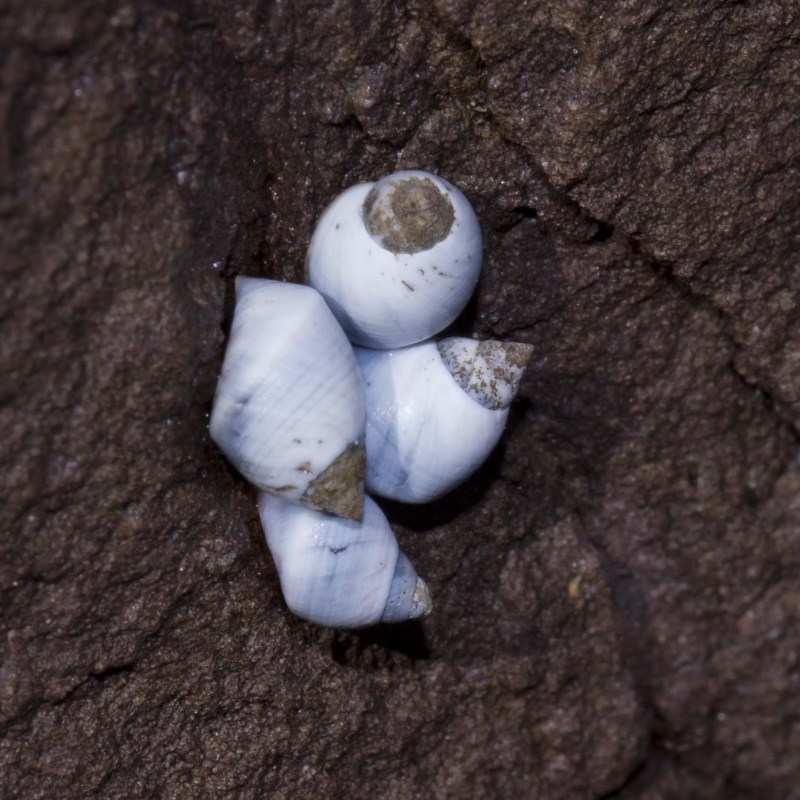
[
  {"xmin": 306, "ymin": 170, "xmax": 482, "ymax": 349},
  {"xmin": 210, "ymin": 278, "xmax": 366, "ymax": 520},
  {"xmin": 259, "ymin": 493, "xmax": 432, "ymax": 628},
  {"xmin": 355, "ymin": 338, "xmax": 533, "ymax": 503}
]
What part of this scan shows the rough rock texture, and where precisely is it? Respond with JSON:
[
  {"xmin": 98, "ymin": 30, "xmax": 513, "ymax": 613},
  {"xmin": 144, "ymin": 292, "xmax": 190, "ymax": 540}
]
[{"xmin": 1, "ymin": 1, "xmax": 799, "ymax": 798}]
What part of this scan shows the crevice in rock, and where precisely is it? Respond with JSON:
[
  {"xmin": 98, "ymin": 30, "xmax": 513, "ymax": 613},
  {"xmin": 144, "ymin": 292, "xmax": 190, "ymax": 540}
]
[
  {"xmin": 89, "ymin": 663, "xmax": 135, "ymax": 683},
  {"xmin": 622, "ymin": 233, "xmax": 800, "ymax": 449},
  {"xmin": 494, "ymin": 205, "xmax": 538, "ymax": 234},
  {"xmin": 330, "ymin": 620, "xmax": 432, "ymax": 670}
]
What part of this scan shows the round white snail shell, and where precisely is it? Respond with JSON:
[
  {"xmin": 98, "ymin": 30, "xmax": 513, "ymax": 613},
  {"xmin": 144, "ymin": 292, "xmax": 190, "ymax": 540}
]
[
  {"xmin": 354, "ymin": 337, "xmax": 533, "ymax": 503},
  {"xmin": 305, "ymin": 170, "xmax": 482, "ymax": 349},
  {"xmin": 259, "ymin": 493, "xmax": 433, "ymax": 628},
  {"xmin": 210, "ymin": 277, "xmax": 366, "ymax": 520}
]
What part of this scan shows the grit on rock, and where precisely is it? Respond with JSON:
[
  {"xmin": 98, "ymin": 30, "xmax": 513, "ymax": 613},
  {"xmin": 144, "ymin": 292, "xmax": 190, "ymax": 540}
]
[{"xmin": 1, "ymin": 2, "xmax": 799, "ymax": 798}]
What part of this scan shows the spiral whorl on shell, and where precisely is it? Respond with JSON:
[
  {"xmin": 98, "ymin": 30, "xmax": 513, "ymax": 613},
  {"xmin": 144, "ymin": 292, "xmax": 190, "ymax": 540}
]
[
  {"xmin": 259, "ymin": 493, "xmax": 432, "ymax": 628},
  {"xmin": 355, "ymin": 337, "xmax": 533, "ymax": 504}
]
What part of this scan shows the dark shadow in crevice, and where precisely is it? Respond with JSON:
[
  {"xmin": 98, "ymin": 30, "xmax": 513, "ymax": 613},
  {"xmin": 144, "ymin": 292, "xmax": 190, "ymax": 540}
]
[
  {"xmin": 589, "ymin": 220, "xmax": 614, "ymax": 242},
  {"xmin": 90, "ymin": 663, "xmax": 135, "ymax": 683},
  {"xmin": 327, "ymin": 112, "xmax": 365, "ymax": 133},
  {"xmin": 494, "ymin": 205, "xmax": 539, "ymax": 234},
  {"xmin": 330, "ymin": 619, "xmax": 432, "ymax": 670}
]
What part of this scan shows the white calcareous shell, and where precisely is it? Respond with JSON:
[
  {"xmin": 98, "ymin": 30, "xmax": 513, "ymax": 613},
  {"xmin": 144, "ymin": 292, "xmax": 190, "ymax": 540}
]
[
  {"xmin": 259, "ymin": 493, "xmax": 433, "ymax": 628},
  {"xmin": 306, "ymin": 170, "xmax": 482, "ymax": 349},
  {"xmin": 355, "ymin": 337, "xmax": 533, "ymax": 503},
  {"xmin": 210, "ymin": 277, "xmax": 366, "ymax": 520}
]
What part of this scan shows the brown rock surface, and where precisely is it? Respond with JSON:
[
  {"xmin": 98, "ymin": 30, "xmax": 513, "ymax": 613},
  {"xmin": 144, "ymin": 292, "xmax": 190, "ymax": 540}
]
[{"xmin": 1, "ymin": 1, "xmax": 798, "ymax": 798}]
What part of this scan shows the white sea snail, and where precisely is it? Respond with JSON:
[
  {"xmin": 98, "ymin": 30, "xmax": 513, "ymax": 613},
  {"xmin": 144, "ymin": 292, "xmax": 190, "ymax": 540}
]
[
  {"xmin": 259, "ymin": 493, "xmax": 432, "ymax": 627},
  {"xmin": 210, "ymin": 172, "xmax": 530, "ymax": 629},
  {"xmin": 305, "ymin": 169, "xmax": 482, "ymax": 349},
  {"xmin": 209, "ymin": 277, "xmax": 366, "ymax": 520},
  {"xmin": 355, "ymin": 337, "xmax": 533, "ymax": 503}
]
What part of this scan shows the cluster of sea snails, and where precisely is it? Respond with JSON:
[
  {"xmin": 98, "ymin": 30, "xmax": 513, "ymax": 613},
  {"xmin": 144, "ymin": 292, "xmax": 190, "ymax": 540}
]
[{"xmin": 210, "ymin": 170, "xmax": 532, "ymax": 628}]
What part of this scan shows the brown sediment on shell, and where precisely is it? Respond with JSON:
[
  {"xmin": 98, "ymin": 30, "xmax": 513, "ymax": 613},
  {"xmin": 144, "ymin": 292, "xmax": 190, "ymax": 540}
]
[
  {"xmin": 300, "ymin": 441, "xmax": 366, "ymax": 520},
  {"xmin": 486, "ymin": 341, "xmax": 534, "ymax": 373},
  {"xmin": 363, "ymin": 176, "xmax": 455, "ymax": 254},
  {"xmin": 266, "ymin": 484, "xmax": 299, "ymax": 493},
  {"xmin": 409, "ymin": 577, "xmax": 433, "ymax": 618},
  {"xmin": 437, "ymin": 339, "xmax": 534, "ymax": 410}
]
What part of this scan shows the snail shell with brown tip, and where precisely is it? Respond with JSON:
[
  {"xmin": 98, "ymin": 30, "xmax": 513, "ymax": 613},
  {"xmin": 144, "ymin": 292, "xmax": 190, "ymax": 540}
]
[
  {"xmin": 259, "ymin": 493, "xmax": 432, "ymax": 628},
  {"xmin": 305, "ymin": 170, "xmax": 482, "ymax": 349},
  {"xmin": 210, "ymin": 277, "xmax": 366, "ymax": 520},
  {"xmin": 354, "ymin": 337, "xmax": 533, "ymax": 503}
]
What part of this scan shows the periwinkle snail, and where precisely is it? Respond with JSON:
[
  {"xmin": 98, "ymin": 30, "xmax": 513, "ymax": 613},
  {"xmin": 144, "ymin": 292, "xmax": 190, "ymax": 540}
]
[
  {"xmin": 259, "ymin": 494, "xmax": 432, "ymax": 628},
  {"xmin": 306, "ymin": 170, "xmax": 482, "ymax": 349},
  {"xmin": 355, "ymin": 338, "xmax": 533, "ymax": 504},
  {"xmin": 209, "ymin": 278, "xmax": 366, "ymax": 520},
  {"xmin": 210, "ymin": 170, "xmax": 532, "ymax": 628}
]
